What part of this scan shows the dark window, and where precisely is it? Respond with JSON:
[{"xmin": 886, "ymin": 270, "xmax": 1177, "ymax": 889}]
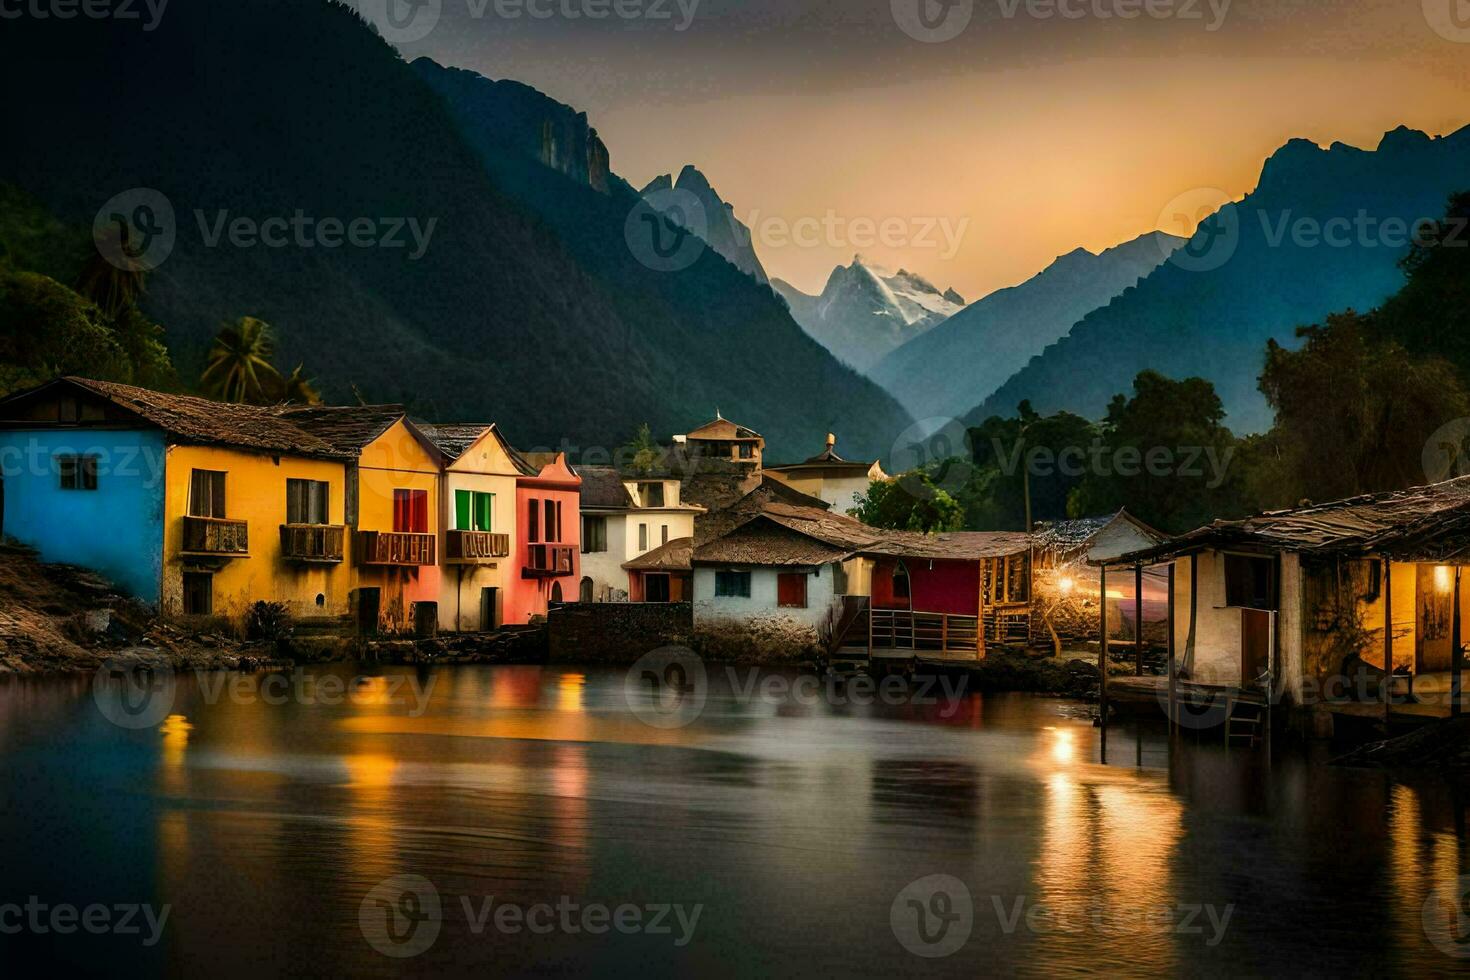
[
  {"xmin": 582, "ymin": 516, "xmax": 607, "ymax": 554},
  {"xmin": 182, "ymin": 572, "xmax": 212, "ymax": 616},
  {"xmin": 527, "ymin": 498, "xmax": 540, "ymax": 543},
  {"xmin": 640, "ymin": 482, "xmax": 665, "ymax": 507},
  {"xmin": 832, "ymin": 562, "xmax": 850, "ymax": 595},
  {"xmin": 392, "ymin": 489, "xmax": 428, "ymax": 533},
  {"xmin": 715, "ymin": 571, "xmax": 751, "ymax": 598},
  {"xmin": 639, "ymin": 523, "xmax": 649, "ymax": 551},
  {"xmin": 287, "ymin": 479, "xmax": 330, "ymax": 524},
  {"xmin": 892, "ymin": 565, "xmax": 910, "ymax": 599},
  {"xmin": 543, "ymin": 499, "xmax": 559, "ymax": 542},
  {"xmin": 1224, "ymin": 554, "xmax": 1276, "ymax": 610},
  {"xmin": 661, "ymin": 524, "xmax": 670, "ymax": 546},
  {"xmin": 777, "ymin": 572, "xmax": 808, "ymax": 608},
  {"xmin": 57, "ymin": 454, "xmax": 99, "ymax": 491},
  {"xmin": 189, "ymin": 469, "xmax": 226, "ymax": 518},
  {"xmin": 738, "ymin": 443, "xmax": 753, "ymax": 459},
  {"xmin": 645, "ymin": 574, "xmax": 671, "ymax": 603}
]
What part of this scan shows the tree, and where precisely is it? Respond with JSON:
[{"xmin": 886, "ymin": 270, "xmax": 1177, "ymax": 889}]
[
  {"xmin": 964, "ymin": 402, "xmax": 1099, "ymax": 530},
  {"xmin": 1258, "ymin": 311, "xmax": 1468, "ymax": 505},
  {"xmin": 200, "ymin": 316, "xmax": 282, "ymax": 405},
  {"xmin": 1069, "ymin": 370, "xmax": 1250, "ymax": 533},
  {"xmin": 618, "ymin": 422, "xmax": 662, "ymax": 474},
  {"xmin": 0, "ymin": 267, "xmax": 129, "ymax": 396},
  {"xmin": 279, "ymin": 364, "xmax": 323, "ymax": 405},
  {"xmin": 1370, "ymin": 192, "xmax": 1470, "ymax": 377},
  {"xmin": 853, "ymin": 476, "xmax": 964, "ymax": 534}
]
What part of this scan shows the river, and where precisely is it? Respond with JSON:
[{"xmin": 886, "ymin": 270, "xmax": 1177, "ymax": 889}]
[{"xmin": 0, "ymin": 663, "xmax": 1467, "ymax": 977}]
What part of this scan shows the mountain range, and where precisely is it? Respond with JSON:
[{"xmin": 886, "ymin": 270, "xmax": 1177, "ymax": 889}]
[
  {"xmin": 965, "ymin": 125, "xmax": 1470, "ymax": 432},
  {"xmin": 870, "ymin": 231, "xmax": 1181, "ymax": 422},
  {"xmin": 0, "ymin": 1, "xmax": 913, "ymax": 461},
  {"xmin": 640, "ymin": 166, "xmax": 769, "ymax": 285},
  {"xmin": 773, "ymin": 257, "xmax": 966, "ymax": 373}
]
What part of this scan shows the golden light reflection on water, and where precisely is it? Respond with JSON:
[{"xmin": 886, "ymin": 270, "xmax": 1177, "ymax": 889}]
[
  {"xmin": 557, "ymin": 673, "xmax": 586, "ymax": 713},
  {"xmin": 338, "ymin": 713, "xmax": 700, "ymax": 747}
]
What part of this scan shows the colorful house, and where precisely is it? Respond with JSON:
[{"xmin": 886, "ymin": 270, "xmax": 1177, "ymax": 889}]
[
  {"xmin": 765, "ymin": 433, "xmax": 886, "ymax": 515},
  {"xmin": 284, "ymin": 406, "xmax": 444, "ymax": 635},
  {"xmin": 0, "ymin": 378, "xmax": 355, "ymax": 623},
  {"xmin": 505, "ymin": 451, "xmax": 581, "ymax": 623},
  {"xmin": 421, "ymin": 424, "xmax": 519, "ymax": 632},
  {"xmin": 577, "ymin": 466, "xmax": 703, "ymax": 602}
]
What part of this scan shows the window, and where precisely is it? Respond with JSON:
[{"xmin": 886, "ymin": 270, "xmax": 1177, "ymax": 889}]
[
  {"xmin": 454, "ymin": 490, "xmax": 494, "ymax": 531},
  {"xmin": 661, "ymin": 525, "xmax": 670, "ymax": 546},
  {"xmin": 582, "ymin": 516, "xmax": 608, "ymax": 554},
  {"xmin": 182, "ymin": 572, "xmax": 212, "ymax": 616},
  {"xmin": 1224, "ymin": 554, "xmax": 1276, "ymax": 610},
  {"xmin": 639, "ymin": 482, "xmax": 665, "ymax": 507},
  {"xmin": 527, "ymin": 498, "xmax": 540, "ymax": 543},
  {"xmin": 738, "ymin": 443, "xmax": 753, "ymax": 459},
  {"xmin": 715, "ymin": 571, "xmax": 751, "ymax": 598},
  {"xmin": 287, "ymin": 479, "xmax": 330, "ymax": 525},
  {"xmin": 638, "ymin": 523, "xmax": 649, "ymax": 551},
  {"xmin": 392, "ymin": 489, "xmax": 428, "ymax": 533},
  {"xmin": 832, "ymin": 562, "xmax": 850, "ymax": 596},
  {"xmin": 189, "ymin": 469, "xmax": 226, "ymax": 518},
  {"xmin": 777, "ymin": 572, "xmax": 808, "ymax": 608},
  {"xmin": 544, "ymin": 499, "xmax": 561, "ymax": 542},
  {"xmin": 57, "ymin": 454, "xmax": 99, "ymax": 491},
  {"xmin": 892, "ymin": 565, "xmax": 910, "ymax": 599},
  {"xmin": 645, "ymin": 574, "xmax": 671, "ymax": 603}
]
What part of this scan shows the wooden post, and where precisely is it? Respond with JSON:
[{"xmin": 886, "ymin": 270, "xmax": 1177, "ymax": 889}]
[
  {"xmin": 1099, "ymin": 563, "xmax": 1109, "ymax": 718},
  {"xmin": 1135, "ymin": 563, "xmax": 1145, "ymax": 677},
  {"xmin": 977, "ymin": 559, "xmax": 986, "ymax": 658},
  {"xmin": 1383, "ymin": 558, "xmax": 1392, "ymax": 726},
  {"xmin": 1188, "ymin": 553, "xmax": 1199, "ymax": 672},
  {"xmin": 1168, "ymin": 561, "xmax": 1177, "ymax": 735},
  {"xmin": 1453, "ymin": 566, "xmax": 1463, "ymax": 719}
]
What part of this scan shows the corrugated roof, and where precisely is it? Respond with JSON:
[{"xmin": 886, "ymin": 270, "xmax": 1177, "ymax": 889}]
[
  {"xmin": 51, "ymin": 377, "xmax": 353, "ymax": 459},
  {"xmin": 623, "ymin": 537, "xmax": 694, "ymax": 571}
]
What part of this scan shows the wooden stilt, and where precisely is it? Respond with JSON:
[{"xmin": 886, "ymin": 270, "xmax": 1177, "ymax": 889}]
[
  {"xmin": 1135, "ymin": 563, "xmax": 1145, "ymax": 677},
  {"xmin": 1167, "ymin": 562, "xmax": 1177, "ymax": 735},
  {"xmin": 1453, "ymin": 566, "xmax": 1463, "ymax": 719},
  {"xmin": 1099, "ymin": 563, "xmax": 1109, "ymax": 720},
  {"xmin": 1383, "ymin": 558, "xmax": 1393, "ymax": 727}
]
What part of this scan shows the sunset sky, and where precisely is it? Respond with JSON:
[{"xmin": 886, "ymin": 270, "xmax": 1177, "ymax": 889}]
[{"xmin": 399, "ymin": 0, "xmax": 1470, "ymax": 299}]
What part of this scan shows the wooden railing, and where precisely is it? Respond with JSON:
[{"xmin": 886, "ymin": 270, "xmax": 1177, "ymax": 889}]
[
  {"xmin": 182, "ymin": 515, "xmax": 248, "ymax": 556},
  {"xmin": 869, "ymin": 608, "xmax": 980, "ymax": 656},
  {"xmin": 279, "ymin": 524, "xmax": 345, "ymax": 562},
  {"xmin": 983, "ymin": 602, "xmax": 1031, "ymax": 645},
  {"xmin": 357, "ymin": 530, "xmax": 436, "ymax": 566},
  {"xmin": 445, "ymin": 530, "xmax": 510, "ymax": 563},
  {"xmin": 524, "ymin": 543, "xmax": 575, "ymax": 577}
]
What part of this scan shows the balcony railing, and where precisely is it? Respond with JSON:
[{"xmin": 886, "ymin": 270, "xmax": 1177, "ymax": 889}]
[
  {"xmin": 182, "ymin": 515, "xmax": 248, "ymax": 556},
  {"xmin": 868, "ymin": 608, "xmax": 981, "ymax": 657},
  {"xmin": 445, "ymin": 530, "xmax": 511, "ymax": 563},
  {"xmin": 280, "ymin": 524, "xmax": 346, "ymax": 563},
  {"xmin": 357, "ymin": 530, "xmax": 436, "ymax": 567},
  {"xmin": 524, "ymin": 543, "xmax": 575, "ymax": 578}
]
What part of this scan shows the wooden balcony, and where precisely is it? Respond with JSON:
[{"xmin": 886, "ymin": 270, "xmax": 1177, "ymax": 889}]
[
  {"xmin": 279, "ymin": 524, "xmax": 346, "ymax": 563},
  {"xmin": 181, "ymin": 515, "xmax": 248, "ymax": 557},
  {"xmin": 838, "ymin": 607, "xmax": 983, "ymax": 661},
  {"xmin": 357, "ymin": 530, "xmax": 436, "ymax": 567},
  {"xmin": 445, "ymin": 530, "xmax": 510, "ymax": 564},
  {"xmin": 524, "ymin": 543, "xmax": 574, "ymax": 578}
]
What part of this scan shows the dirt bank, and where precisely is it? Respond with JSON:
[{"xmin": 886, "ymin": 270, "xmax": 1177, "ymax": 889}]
[{"xmin": 1334, "ymin": 715, "xmax": 1470, "ymax": 773}]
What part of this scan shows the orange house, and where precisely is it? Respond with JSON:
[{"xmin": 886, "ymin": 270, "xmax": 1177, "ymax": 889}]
[{"xmin": 505, "ymin": 451, "xmax": 581, "ymax": 623}]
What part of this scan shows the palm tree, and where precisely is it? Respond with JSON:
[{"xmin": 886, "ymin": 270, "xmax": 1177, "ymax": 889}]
[
  {"xmin": 279, "ymin": 364, "xmax": 322, "ymax": 405},
  {"xmin": 200, "ymin": 316, "xmax": 281, "ymax": 404}
]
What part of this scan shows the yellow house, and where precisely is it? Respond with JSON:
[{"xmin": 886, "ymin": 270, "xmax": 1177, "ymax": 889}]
[
  {"xmin": 422, "ymin": 423, "xmax": 521, "ymax": 631},
  {"xmin": 285, "ymin": 407, "xmax": 445, "ymax": 635},
  {"xmin": 765, "ymin": 433, "xmax": 887, "ymax": 516}
]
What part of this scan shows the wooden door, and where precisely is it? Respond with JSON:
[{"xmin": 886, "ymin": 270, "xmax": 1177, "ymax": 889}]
[
  {"xmin": 1241, "ymin": 608, "xmax": 1270, "ymax": 687},
  {"xmin": 1417, "ymin": 565, "xmax": 1453, "ymax": 672},
  {"xmin": 356, "ymin": 588, "xmax": 381, "ymax": 636},
  {"xmin": 480, "ymin": 587, "xmax": 499, "ymax": 631}
]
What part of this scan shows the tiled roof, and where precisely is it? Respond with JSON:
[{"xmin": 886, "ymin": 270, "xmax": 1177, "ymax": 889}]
[
  {"xmin": 578, "ymin": 466, "xmax": 634, "ymax": 510},
  {"xmin": 53, "ymin": 377, "xmax": 352, "ymax": 459},
  {"xmin": 623, "ymin": 537, "xmax": 694, "ymax": 571},
  {"xmin": 279, "ymin": 404, "xmax": 408, "ymax": 452},
  {"xmin": 694, "ymin": 519, "xmax": 851, "ymax": 567},
  {"xmin": 419, "ymin": 423, "xmax": 493, "ymax": 460}
]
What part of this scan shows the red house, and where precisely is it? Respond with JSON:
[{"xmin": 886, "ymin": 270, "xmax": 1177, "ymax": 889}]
[{"xmin": 505, "ymin": 451, "xmax": 581, "ymax": 623}]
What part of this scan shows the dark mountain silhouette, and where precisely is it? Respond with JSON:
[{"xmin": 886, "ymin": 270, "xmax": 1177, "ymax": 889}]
[
  {"xmin": 870, "ymin": 231, "xmax": 1180, "ymax": 421},
  {"xmin": 639, "ymin": 165, "xmax": 768, "ymax": 284},
  {"xmin": 966, "ymin": 126, "xmax": 1470, "ymax": 432},
  {"xmin": 0, "ymin": 2, "xmax": 912, "ymax": 460}
]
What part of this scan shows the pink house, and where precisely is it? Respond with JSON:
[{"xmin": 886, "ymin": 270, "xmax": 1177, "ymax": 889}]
[{"xmin": 505, "ymin": 451, "xmax": 581, "ymax": 623}]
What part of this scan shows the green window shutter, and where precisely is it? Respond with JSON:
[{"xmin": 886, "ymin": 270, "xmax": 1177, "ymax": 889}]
[
  {"xmin": 475, "ymin": 492, "xmax": 493, "ymax": 531},
  {"xmin": 455, "ymin": 489, "xmax": 471, "ymax": 531}
]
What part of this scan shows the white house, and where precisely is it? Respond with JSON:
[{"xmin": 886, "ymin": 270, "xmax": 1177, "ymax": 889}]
[
  {"xmin": 764, "ymin": 434, "xmax": 886, "ymax": 516},
  {"xmin": 578, "ymin": 466, "xmax": 703, "ymax": 602}
]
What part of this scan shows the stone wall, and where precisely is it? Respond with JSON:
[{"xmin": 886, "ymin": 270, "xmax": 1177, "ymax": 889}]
[
  {"xmin": 690, "ymin": 615, "xmax": 824, "ymax": 664},
  {"xmin": 547, "ymin": 602, "xmax": 692, "ymax": 664}
]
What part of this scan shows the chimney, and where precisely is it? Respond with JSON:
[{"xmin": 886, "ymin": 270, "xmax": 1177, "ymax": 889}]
[{"xmin": 826, "ymin": 433, "xmax": 836, "ymax": 451}]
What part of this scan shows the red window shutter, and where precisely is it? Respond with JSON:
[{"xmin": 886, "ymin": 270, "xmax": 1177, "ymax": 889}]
[
  {"xmin": 393, "ymin": 489, "xmax": 409, "ymax": 532},
  {"xmin": 412, "ymin": 490, "xmax": 429, "ymax": 533},
  {"xmin": 777, "ymin": 573, "xmax": 807, "ymax": 608}
]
